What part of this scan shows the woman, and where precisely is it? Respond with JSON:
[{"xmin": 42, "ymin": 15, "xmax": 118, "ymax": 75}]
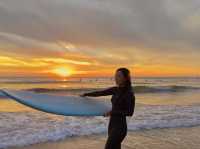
[{"xmin": 80, "ymin": 67, "xmax": 135, "ymax": 149}]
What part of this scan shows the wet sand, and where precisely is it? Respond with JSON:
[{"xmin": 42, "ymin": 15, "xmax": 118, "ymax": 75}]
[{"xmin": 9, "ymin": 126, "xmax": 200, "ymax": 149}]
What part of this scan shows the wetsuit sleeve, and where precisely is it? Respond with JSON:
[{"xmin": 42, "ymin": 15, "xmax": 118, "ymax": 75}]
[
  {"xmin": 111, "ymin": 91, "xmax": 135, "ymax": 116},
  {"xmin": 83, "ymin": 87, "xmax": 116, "ymax": 97}
]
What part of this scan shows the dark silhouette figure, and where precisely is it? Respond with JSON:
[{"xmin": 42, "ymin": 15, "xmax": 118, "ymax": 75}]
[{"xmin": 80, "ymin": 68, "xmax": 135, "ymax": 149}]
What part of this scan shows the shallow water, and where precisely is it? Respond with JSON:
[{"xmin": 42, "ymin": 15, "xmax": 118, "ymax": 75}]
[{"xmin": 0, "ymin": 77, "xmax": 200, "ymax": 148}]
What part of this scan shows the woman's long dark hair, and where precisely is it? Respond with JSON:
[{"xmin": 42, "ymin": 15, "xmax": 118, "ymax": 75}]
[{"xmin": 116, "ymin": 67, "xmax": 132, "ymax": 91}]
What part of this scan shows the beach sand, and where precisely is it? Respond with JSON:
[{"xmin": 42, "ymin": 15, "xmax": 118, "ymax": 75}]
[{"xmin": 9, "ymin": 126, "xmax": 200, "ymax": 149}]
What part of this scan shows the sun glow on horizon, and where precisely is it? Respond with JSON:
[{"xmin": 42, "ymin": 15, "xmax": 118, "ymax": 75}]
[{"xmin": 52, "ymin": 67, "xmax": 73, "ymax": 77}]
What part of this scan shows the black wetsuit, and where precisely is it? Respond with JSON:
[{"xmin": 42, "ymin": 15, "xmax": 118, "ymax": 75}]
[{"xmin": 83, "ymin": 86, "xmax": 135, "ymax": 149}]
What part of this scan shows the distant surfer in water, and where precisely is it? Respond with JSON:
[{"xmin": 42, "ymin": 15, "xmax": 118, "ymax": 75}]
[{"xmin": 80, "ymin": 67, "xmax": 135, "ymax": 149}]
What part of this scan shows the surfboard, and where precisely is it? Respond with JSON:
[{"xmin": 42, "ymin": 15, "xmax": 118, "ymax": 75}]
[{"xmin": 0, "ymin": 89, "xmax": 112, "ymax": 116}]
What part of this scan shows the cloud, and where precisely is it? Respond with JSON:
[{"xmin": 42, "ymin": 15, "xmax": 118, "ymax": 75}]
[
  {"xmin": 0, "ymin": 56, "xmax": 49, "ymax": 68},
  {"xmin": 0, "ymin": 0, "xmax": 199, "ymax": 50},
  {"xmin": 0, "ymin": 0, "xmax": 199, "ymax": 76},
  {"xmin": 38, "ymin": 58, "xmax": 92, "ymax": 66}
]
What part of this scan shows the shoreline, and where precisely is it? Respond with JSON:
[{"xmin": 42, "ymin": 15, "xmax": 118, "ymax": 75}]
[{"xmin": 9, "ymin": 126, "xmax": 200, "ymax": 149}]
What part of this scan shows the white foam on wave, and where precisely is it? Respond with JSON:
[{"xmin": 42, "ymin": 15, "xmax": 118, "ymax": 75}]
[{"xmin": 0, "ymin": 104, "xmax": 200, "ymax": 148}]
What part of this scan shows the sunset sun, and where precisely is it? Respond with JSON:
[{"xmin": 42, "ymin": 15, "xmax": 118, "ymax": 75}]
[{"xmin": 52, "ymin": 67, "xmax": 73, "ymax": 77}]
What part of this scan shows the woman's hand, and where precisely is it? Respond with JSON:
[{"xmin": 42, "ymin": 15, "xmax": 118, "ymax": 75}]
[{"xmin": 103, "ymin": 110, "xmax": 112, "ymax": 117}]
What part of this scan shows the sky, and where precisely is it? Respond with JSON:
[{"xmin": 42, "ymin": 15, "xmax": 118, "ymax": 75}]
[{"xmin": 0, "ymin": 0, "xmax": 200, "ymax": 78}]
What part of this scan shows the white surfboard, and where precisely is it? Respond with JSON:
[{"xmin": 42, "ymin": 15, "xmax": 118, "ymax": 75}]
[{"xmin": 0, "ymin": 89, "xmax": 112, "ymax": 116}]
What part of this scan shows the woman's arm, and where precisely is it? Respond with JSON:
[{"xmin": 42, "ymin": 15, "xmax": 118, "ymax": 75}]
[
  {"xmin": 82, "ymin": 87, "xmax": 116, "ymax": 97},
  {"xmin": 111, "ymin": 91, "xmax": 135, "ymax": 116}
]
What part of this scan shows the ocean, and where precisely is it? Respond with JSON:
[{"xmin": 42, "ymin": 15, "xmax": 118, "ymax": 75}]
[{"xmin": 0, "ymin": 77, "xmax": 200, "ymax": 148}]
